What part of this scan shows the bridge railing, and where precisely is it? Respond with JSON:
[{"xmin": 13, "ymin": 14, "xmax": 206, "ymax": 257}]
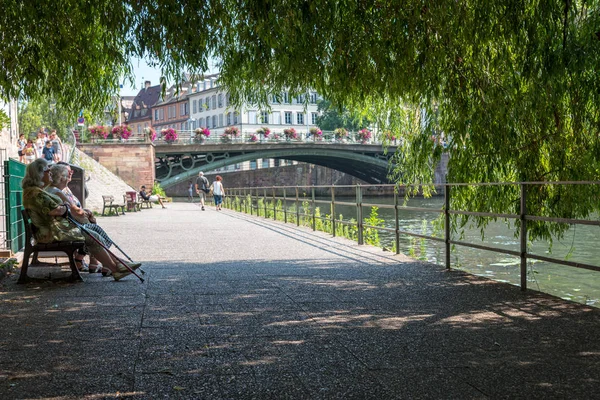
[
  {"xmin": 80, "ymin": 130, "xmax": 405, "ymax": 146},
  {"xmin": 224, "ymin": 182, "xmax": 600, "ymax": 292}
]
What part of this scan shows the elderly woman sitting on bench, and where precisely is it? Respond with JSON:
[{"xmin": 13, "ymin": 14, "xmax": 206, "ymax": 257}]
[
  {"xmin": 46, "ymin": 163, "xmax": 111, "ymax": 274},
  {"xmin": 22, "ymin": 158, "xmax": 141, "ymax": 281}
]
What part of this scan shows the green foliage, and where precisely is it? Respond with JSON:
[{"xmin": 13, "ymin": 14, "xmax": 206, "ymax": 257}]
[
  {"xmin": 0, "ymin": 1, "xmax": 130, "ymax": 115},
  {"xmin": 0, "ymin": 109, "xmax": 9, "ymax": 130},
  {"xmin": 363, "ymin": 207, "xmax": 384, "ymax": 247},
  {"xmin": 5, "ymin": 1, "xmax": 599, "ymax": 240},
  {"xmin": 316, "ymin": 99, "xmax": 371, "ymax": 132},
  {"xmin": 18, "ymin": 97, "xmax": 83, "ymax": 140},
  {"xmin": 152, "ymin": 182, "xmax": 166, "ymax": 197}
]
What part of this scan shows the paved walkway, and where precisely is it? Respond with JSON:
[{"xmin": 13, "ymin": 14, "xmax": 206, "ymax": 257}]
[{"xmin": 1, "ymin": 202, "xmax": 599, "ymax": 399}]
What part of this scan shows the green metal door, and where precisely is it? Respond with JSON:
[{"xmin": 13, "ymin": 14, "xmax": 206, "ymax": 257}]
[{"xmin": 5, "ymin": 159, "xmax": 25, "ymax": 254}]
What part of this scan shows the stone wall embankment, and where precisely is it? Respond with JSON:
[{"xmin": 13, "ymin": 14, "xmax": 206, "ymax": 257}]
[{"xmin": 78, "ymin": 143, "xmax": 155, "ymax": 191}]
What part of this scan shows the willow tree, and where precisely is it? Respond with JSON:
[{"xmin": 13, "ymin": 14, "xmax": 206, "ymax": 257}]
[{"xmin": 2, "ymin": 0, "xmax": 599, "ymax": 240}]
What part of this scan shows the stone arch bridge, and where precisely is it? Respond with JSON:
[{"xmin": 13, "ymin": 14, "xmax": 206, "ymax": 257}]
[{"xmin": 155, "ymin": 143, "xmax": 397, "ymax": 189}]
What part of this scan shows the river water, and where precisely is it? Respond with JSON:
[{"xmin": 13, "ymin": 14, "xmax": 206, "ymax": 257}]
[{"xmin": 331, "ymin": 196, "xmax": 600, "ymax": 307}]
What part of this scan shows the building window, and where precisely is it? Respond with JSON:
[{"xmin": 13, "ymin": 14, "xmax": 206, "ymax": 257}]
[
  {"xmin": 283, "ymin": 92, "xmax": 290, "ymax": 104},
  {"xmin": 154, "ymin": 109, "xmax": 159, "ymax": 121},
  {"xmin": 312, "ymin": 112, "xmax": 318, "ymax": 125},
  {"xmin": 274, "ymin": 159, "xmax": 280, "ymax": 167},
  {"xmin": 219, "ymin": 114, "xmax": 223, "ymax": 127},
  {"xmin": 233, "ymin": 112, "xmax": 239, "ymax": 124},
  {"xmin": 205, "ymin": 98, "xmax": 210, "ymax": 110},
  {"xmin": 199, "ymin": 117, "xmax": 204, "ymax": 127},
  {"xmin": 226, "ymin": 112, "xmax": 231, "ymax": 125},
  {"xmin": 225, "ymin": 93, "xmax": 230, "ymax": 107},
  {"xmin": 272, "ymin": 112, "xmax": 281, "ymax": 125},
  {"xmin": 235, "ymin": 163, "xmax": 241, "ymax": 170},
  {"xmin": 248, "ymin": 111, "xmax": 257, "ymax": 124},
  {"xmin": 212, "ymin": 115, "xmax": 217, "ymax": 127},
  {"xmin": 297, "ymin": 113, "xmax": 304, "ymax": 125},
  {"xmin": 218, "ymin": 94, "xmax": 223, "ymax": 108},
  {"xmin": 212, "ymin": 95, "xmax": 217, "ymax": 110},
  {"xmin": 180, "ymin": 103, "xmax": 188, "ymax": 116},
  {"xmin": 260, "ymin": 111, "xmax": 269, "ymax": 124},
  {"xmin": 271, "ymin": 94, "xmax": 280, "ymax": 104},
  {"xmin": 138, "ymin": 125, "xmax": 141, "ymax": 134},
  {"xmin": 262, "ymin": 159, "xmax": 269, "ymax": 168},
  {"xmin": 250, "ymin": 160, "xmax": 257, "ymax": 169},
  {"xmin": 159, "ymin": 109, "xmax": 164, "ymax": 120},
  {"xmin": 285, "ymin": 112, "xmax": 292, "ymax": 124},
  {"xmin": 181, "ymin": 122, "xmax": 185, "ymax": 130},
  {"xmin": 193, "ymin": 100, "xmax": 197, "ymax": 114}
]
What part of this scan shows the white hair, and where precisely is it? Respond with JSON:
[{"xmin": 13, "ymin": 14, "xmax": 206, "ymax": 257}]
[{"xmin": 198, "ymin": 171, "xmax": 204, "ymax": 176}]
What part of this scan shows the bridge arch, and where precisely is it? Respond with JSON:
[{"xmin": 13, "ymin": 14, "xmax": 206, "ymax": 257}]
[{"xmin": 157, "ymin": 147, "xmax": 394, "ymax": 189}]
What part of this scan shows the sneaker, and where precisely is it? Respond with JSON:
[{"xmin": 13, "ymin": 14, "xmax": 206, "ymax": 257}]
[
  {"xmin": 113, "ymin": 262, "xmax": 142, "ymax": 281},
  {"xmin": 201, "ymin": 206, "xmax": 205, "ymax": 211}
]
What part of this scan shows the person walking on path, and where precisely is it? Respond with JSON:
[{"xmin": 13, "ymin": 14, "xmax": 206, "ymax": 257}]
[
  {"xmin": 22, "ymin": 139, "xmax": 37, "ymax": 164},
  {"xmin": 42, "ymin": 140, "xmax": 55, "ymax": 162},
  {"xmin": 35, "ymin": 130, "xmax": 46, "ymax": 158},
  {"xmin": 17, "ymin": 134, "xmax": 26, "ymax": 163},
  {"xmin": 211, "ymin": 175, "xmax": 225, "ymax": 211},
  {"xmin": 49, "ymin": 130, "xmax": 62, "ymax": 162},
  {"xmin": 195, "ymin": 171, "xmax": 210, "ymax": 211},
  {"xmin": 187, "ymin": 181, "xmax": 194, "ymax": 202}
]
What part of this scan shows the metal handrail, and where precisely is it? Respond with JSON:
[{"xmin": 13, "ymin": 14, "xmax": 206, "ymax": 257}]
[{"xmin": 225, "ymin": 182, "xmax": 600, "ymax": 291}]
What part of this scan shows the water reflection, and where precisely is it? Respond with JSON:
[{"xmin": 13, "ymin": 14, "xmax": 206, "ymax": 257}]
[{"xmin": 328, "ymin": 196, "xmax": 600, "ymax": 307}]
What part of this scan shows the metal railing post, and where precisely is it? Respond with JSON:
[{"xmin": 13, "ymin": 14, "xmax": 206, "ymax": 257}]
[
  {"xmin": 311, "ymin": 186, "xmax": 316, "ymax": 231},
  {"xmin": 272, "ymin": 186, "xmax": 276, "ymax": 220},
  {"xmin": 263, "ymin": 187, "xmax": 268, "ymax": 218},
  {"xmin": 445, "ymin": 185, "xmax": 451, "ymax": 269},
  {"xmin": 520, "ymin": 183, "xmax": 527, "ymax": 291},
  {"xmin": 395, "ymin": 186, "xmax": 400, "ymax": 255},
  {"xmin": 295, "ymin": 186, "xmax": 300, "ymax": 226},
  {"xmin": 283, "ymin": 188, "xmax": 288, "ymax": 224},
  {"xmin": 357, "ymin": 184, "xmax": 363, "ymax": 245},
  {"xmin": 331, "ymin": 186, "xmax": 336, "ymax": 237}
]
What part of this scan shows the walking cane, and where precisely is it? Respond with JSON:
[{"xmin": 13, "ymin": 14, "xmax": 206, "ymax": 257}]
[{"xmin": 65, "ymin": 209, "xmax": 145, "ymax": 283}]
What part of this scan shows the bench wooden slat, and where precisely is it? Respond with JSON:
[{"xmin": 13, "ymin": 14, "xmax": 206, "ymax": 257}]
[
  {"xmin": 102, "ymin": 195, "xmax": 125, "ymax": 216},
  {"xmin": 19, "ymin": 209, "xmax": 85, "ymax": 284}
]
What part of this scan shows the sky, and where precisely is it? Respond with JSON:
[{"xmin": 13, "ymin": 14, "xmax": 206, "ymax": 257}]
[{"xmin": 119, "ymin": 58, "xmax": 163, "ymax": 97}]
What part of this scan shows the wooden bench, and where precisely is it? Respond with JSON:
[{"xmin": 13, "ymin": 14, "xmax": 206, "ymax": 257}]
[
  {"xmin": 123, "ymin": 193, "xmax": 142, "ymax": 212},
  {"xmin": 102, "ymin": 195, "xmax": 125, "ymax": 216},
  {"xmin": 139, "ymin": 195, "xmax": 153, "ymax": 209},
  {"xmin": 19, "ymin": 209, "xmax": 86, "ymax": 284}
]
